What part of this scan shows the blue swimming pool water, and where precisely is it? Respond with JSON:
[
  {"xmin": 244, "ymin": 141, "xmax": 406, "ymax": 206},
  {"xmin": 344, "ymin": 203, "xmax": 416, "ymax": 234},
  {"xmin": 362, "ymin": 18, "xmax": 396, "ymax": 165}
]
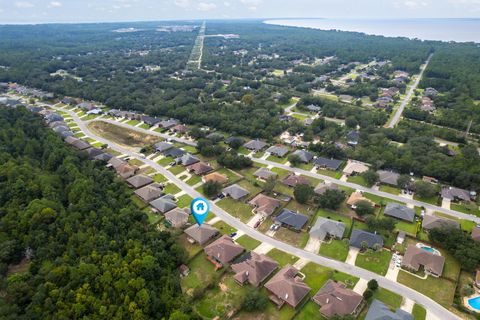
[
  {"xmin": 420, "ymin": 246, "xmax": 434, "ymax": 253},
  {"xmin": 468, "ymin": 296, "xmax": 480, "ymax": 311}
]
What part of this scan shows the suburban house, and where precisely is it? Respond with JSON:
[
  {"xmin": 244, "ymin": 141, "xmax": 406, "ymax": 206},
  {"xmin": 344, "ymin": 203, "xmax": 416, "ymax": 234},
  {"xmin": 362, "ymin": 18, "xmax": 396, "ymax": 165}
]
[
  {"xmin": 126, "ymin": 174, "xmax": 153, "ymax": 189},
  {"xmin": 281, "ymin": 174, "xmax": 310, "ymax": 188},
  {"xmin": 155, "ymin": 142, "xmax": 173, "ymax": 153},
  {"xmin": 231, "ymin": 252, "xmax": 279, "ymax": 287},
  {"xmin": 222, "ymin": 184, "xmax": 250, "ymax": 200},
  {"xmin": 377, "ymin": 170, "xmax": 400, "ymax": 186},
  {"xmin": 225, "ymin": 136, "xmax": 244, "ymax": 146},
  {"xmin": 107, "ymin": 157, "xmax": 125, "ymax": 169},
  {"xmin": 274, "ymin": 209, "xmax": 308, "ymax": 231},
  {"xmin": 314, "ymin": 157, "xmax": 343, "ymax": 171},
  {"xmin": 65, "ymin": 136, "xmax": 91, "ymax": 150},
  {"xmin": 346, "ymin": 131, "xmax": 360, "ymax": 146},
  {"xmin": 422, "ymin": 215, "xmax": 460, "ymax": 231},
  {"xmin": 176, "ymin": 153, "xmax": 199, "ymax": 166},
  {"xmin": 115, "ymin": 163, "xmax": 138, "ymax": 179},
  {"xmin": 159, "ymin": 118, "xmax": 178, "ymax": 129},
  {"xmin": 402, "ymin": 245, "xmax": 445, "ymax": 277},
  {"xmin": 472, "ymin": 227, "xmax": 480, "ymax": 242},
  {"xmin": 314, "ymin": 182, "xmax": 340, "ymax": 195},
  {"xmin": 266, "ymin": 145, "xmax": 290, "ymax": 157},
  {"xmin": 384, "ymin": 203, "xmax": 415, "ymax": 222},
  {"xmin": 248, "ymin": 194, "xmax": 281, "ymax": 216},
  {"xmin": 204, "ymin": 235, "xmax": 245, "ymax": 267},
  {"xmin": 94, "ymin": 153, "xmax": 113, "ymax": 162},
  {"xmin": 184, "ymin": 224, "xmax": 219, "ymax": 245},
  {"xmin": 425, "ymin": 87, "xmax": 438, "ymax": 97},
  {"xmin": 150, "ymin": 195, "xmax": 177, "ymax": 213},
  {"xmin": 243, "ymin": 139, "xmax": 267, "ymax": 152},
  {"xmin": 140, "ymin": 115, "xmax": 160, "ymax": 127},
  {"xmin": 85, "ymin": 147, "xmax": 104, "ymax": 160},
  {"xmin": 163, "ymin": 147, "xmax": 185, "ymax": 159},
  {"xmin": 441, "ymin": 186, "xmax": 472, "ymax": 202},
  {"xmin": 203, "ymin": 172, "xmax": 228, "ymax": 185},
  {"xmin": 342, "ymin": 160, "xmax": 369, "ymax": 176},
  {"xmin": 349, "ymin": 229, "xmax": 384, "ymax": 249},
  {"xmin": 365, "ymin": 299, "xmax": 413, "ymax": 320},
  {"xmin": 164, "ymin": 208, "xmax": 190, "ymax": 228},
  {"xmin": 254, "ymin": 167, "xmax": 278, "ymax": 181},
  {"xmin": 346, "ymin": 192, "xmax": 375, "ymax": 208},
  {"xmin": 420, "ymin": 96, "xmax": 435, "ymax": 112},
  {"xmin": 264, "ymin": 265, "xmax": 311, "ymax": 309},
  {"xmin": 312, "ymin": 280, "xmax": 363, "ymax": 318},
  {"xmin": 291, "ymin": 149, "xmax": 314, "ymax": 163},
  {"xmin": 309, "ymin": 217, "xmax": 346, "ymax": 241},
  {"xmin": 170, "ymin": 124, "xmax": 188, "ymax": 133},
  {"xmin": 305, "ymin": 104, "xmax": 321, "ymax": 112},
  {"xmin": 186, "ymin": 161, "xmax": 213, "ymax": 175},
  {"xmin": 134, "ymin": 183, "xmax": 164, "ymax": 202},
  {"xmin": 178, "ymin": 264, "xmax": 190, "ymax": 277},
  {"xmin": 77, "ymin": 102, "xmax": 96, "ymax": 111}
]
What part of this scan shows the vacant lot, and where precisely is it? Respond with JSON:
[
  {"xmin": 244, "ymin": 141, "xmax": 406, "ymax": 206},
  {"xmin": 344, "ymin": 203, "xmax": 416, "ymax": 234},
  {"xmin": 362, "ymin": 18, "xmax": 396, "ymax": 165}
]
[{"xmin": 88, "ymin": 121, "xmax": 160, "ymax": 148}]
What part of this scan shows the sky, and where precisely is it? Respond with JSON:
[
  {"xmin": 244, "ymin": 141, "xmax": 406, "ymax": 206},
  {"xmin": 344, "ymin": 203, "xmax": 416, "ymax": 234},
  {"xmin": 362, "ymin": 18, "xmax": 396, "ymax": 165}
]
[{"xmin": 0, "ymin": 0, "xmax": 479, "ymax": 24}]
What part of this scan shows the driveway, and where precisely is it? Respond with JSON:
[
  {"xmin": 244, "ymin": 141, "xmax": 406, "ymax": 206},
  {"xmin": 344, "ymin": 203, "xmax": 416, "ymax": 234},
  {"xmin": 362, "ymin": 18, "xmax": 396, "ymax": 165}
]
[
  {"xmin": 353, "ymin": 278, "xmax": 367, "ymax": 295},
  {"xmin": 442, "ymin": 198, "xmax": 451, "ymax": 209},
  {"xmin": 247, "ymin": 213, "xmax": 263, "ymax": 228},
  {"xmin": 253, "ymin": 242, "xmax": 274, "ymax": 254},
  {"xmin": 304, "ymin": 237, "xmax": 322, "ymax": 254},
  {"xmin": 345, "ymin": 247, "xmax": 359, "ymax": 266}
]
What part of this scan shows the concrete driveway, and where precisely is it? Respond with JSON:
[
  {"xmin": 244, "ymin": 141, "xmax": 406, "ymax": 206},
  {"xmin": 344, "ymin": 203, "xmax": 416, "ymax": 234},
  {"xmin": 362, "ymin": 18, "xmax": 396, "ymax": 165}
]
[
  {"xmin": 304, "ymin": 237, "xmax": 322, "ymax": 254},
  {"xmin": 346, "ymin": 247, "xmax": 359, "ymax": 265}
]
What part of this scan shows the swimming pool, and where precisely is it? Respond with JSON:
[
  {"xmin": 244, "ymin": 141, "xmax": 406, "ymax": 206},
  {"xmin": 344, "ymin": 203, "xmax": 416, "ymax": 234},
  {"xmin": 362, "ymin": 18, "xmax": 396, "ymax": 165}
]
[
  {"xmin": 421, "ymin": 246, "xmax": 434, "ymax": 253},
  {"xmin": 467, "ymin": 296, "xmax": 480, "ymax": 311},
  {"xmin": 416, "ymin": 243, "xmax": 440, "ymax": 255}
]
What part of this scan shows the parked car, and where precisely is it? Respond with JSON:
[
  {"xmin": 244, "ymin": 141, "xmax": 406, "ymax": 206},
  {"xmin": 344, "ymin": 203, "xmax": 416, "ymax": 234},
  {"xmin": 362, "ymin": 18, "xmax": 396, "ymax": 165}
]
[
  {"xmin": 254, "ymin": 220, "xmax": 261, "ymax": 228},
  {"xmin": 230, "ymin": 232, "xmax": 237, "ymax": 238}
]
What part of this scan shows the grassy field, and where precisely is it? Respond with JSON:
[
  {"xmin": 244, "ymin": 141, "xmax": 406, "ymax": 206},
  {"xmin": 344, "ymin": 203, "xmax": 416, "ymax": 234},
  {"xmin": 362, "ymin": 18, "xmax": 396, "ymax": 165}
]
[
  {"xmin": 235, "ymin": 235, "xmax": 261, "ymax": 251},
  {"xmin": 168, "ymin": 165, "xmax": 186, "ymax": 175},
  {"xmin": 412, "ymin": 304, "xmax": 426, "ymax": 320},
  {"xmin": 355, "ymin": 250, "xmax": 392, "ymax": 276},
  {"xmin": 217, "ymin": 198, "xmax": 253, "ymax": 222},
  {"xmin": 88, "ymin": 121, "xmax": 160, "ymax": 148},
  {"xmin": 319, "ymin": 239, "xmax": 350, "ymax": 261},
  {"xmin": 379, "ymin": 185, "xmax": 401, "ymax": 195},
  {"xmin": 266, "ymin": 248, "xmax": 299, "ymax": 267},
  {"xmin": 177, "ymin": 233, "xmax": 203, "ymax": 259},
  {"xmin": 274, "ymin": 228, "xmax": 310, "ymax": 248}
]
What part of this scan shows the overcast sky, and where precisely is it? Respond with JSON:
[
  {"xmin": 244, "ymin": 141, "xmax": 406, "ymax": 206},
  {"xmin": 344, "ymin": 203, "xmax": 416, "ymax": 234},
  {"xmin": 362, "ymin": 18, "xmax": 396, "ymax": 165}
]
[{"xmin": 0, "ymin": 0, "xmax": 479, "ymax": 24}]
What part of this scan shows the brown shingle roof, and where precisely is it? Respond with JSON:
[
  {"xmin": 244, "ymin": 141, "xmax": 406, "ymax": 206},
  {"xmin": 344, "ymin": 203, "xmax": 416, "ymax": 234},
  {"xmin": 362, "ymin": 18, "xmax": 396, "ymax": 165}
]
[
  {"xmin": 184, "ymin": 224, "xmax": 219, "ymax": 245},
  {"xmin": 134, "ymin": 183, "xmax": 163, "ymax": 202},
  {"xmin": 281, "ymin": 174, "xmax": 310, "ymax": 188},
  {"xmin": 186, "ymin": 161, "xmax": 213, "ymax": 175},
  {"xmin": 422, "ymin": 215, "xmax": 460, "ymax": 230},
  {"xmin": 204, "ymin": 235, "xmax": 244, "ymax": 265},
  {"xmin": 232, "ymin": 252, "xmax": 278, "ymax": 287},
  {"xmin": 115, "ymin": 163, "xmax": 138, "ymax": 179},
  {"xmin": 203, "ymin": 172, "xmax": 228, "ymax": 184},
  {"xmin": 248, "ymin": 194, "xmax": 281, "ymax": 216},
  {"xmin": 126, "ymin": 174, "xmax": 153, "ymax": 189},
  {"xmin": 346, "ymin": 192, "xmax": 375, "ymax": 206},
  {"xmin": 165, "ymin": 208, "xmax": 190, "ymax": 228},
  {"xmin": 313, "ymin": 280, "xmax": 363, "ymax": 318},
  {"xmin": 264, "ymin": 265, "xmax": 311, "ymax": 308},
  {"xmin": 402, "ymin": 245, "xmax": 445, "ymax": 276}
]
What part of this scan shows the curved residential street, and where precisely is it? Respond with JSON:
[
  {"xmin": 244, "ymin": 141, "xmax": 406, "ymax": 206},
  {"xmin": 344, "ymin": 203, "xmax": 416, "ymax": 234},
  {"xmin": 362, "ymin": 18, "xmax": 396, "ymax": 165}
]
[{"xmin": 57, "ymin": 105, "xmax": 460, "ymax": 320}]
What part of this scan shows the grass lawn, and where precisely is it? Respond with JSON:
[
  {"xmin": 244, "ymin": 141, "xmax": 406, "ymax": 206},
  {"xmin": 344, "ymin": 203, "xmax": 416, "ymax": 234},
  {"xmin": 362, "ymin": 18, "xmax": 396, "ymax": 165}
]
[
  {"xmin": 237, "ymin": 179, "xmax": 262, "ymax": 196},
  {"xmin": 266, "ymin": 248, "xmax": 299, "ymax": 267},
  {"xmin": 270, "ymin": 166, "xmax": 291, "ymax": 179},
  {"xmin": 451, "ymin": 202, "xmax": 480, "ymax": 216},
  {"xmin": 217, "ymin": 198, "xmax": 254, "ymax": 223},
  {"xmin": 412, "ymin": 304, "xmax": 426, "ymax": 320},
  {"xmin": 273, "ymin": 182, "xmax": 294, "ymax": 197},
  {"xmin": 145, "ymin": 210, "xmax": 162, "ymax": 225},
  {"xmin": 157, "ymin": 156, "xmax": 173, "ymax": 166},
  {"xmin": 131, "ymin": 195, "xmax": 147, "ymax": 209},
  {"xmin": 193, "ymin": 276, "xmax": 249, "ymax": 319},
  {"xmin": 372, "ymin": 287, "xmax": 403, "ymax": 309},
  {"xmin": 285, "ymin": 200, "xmax": 317, "ymax": 216},
  {"xmin": 379, "ymin": 185, "xmax": 401, "ymax": 195},
  {"xmin": 364, "ymin": 193, "xmax": 405, "ymax": 205},
  {"xmin": 316, "ymin": 209, "xmax": 353, "ymax": 235},
  {"xmin": 177, "ymin": 233, "xmax": 203, "ymax": 259},
  {"xmin": 296, "ymin": 162, "xmax": 314, "ymax": 171},
  {"xmin": 274, "ymin": 228, "xmax": 310, "ymax": 248},
  {"xmin": 355, "ymin": 249, "xmax": 392, "ymax": 276},
  {"xmin": 433, "ymin": 211, "xmax": 477, "ymax": 232},
  {"xmin": 347, "ymin": 175, "xmax": 369, "ymax": 187},
  {"xmin": 128, "ymin": 158, "xmax": 144, "ymax": 167},
  {"xmin": 164, "ymin": 183, "xmax": 181, "ymax": 195},
  {"xmin": 378, "ymin": 210, "xmax": 417, "ymax": 235},
  {"xmin": 152, "ymin": 173, "xmax": 167, "ymax": 183},
  {"xmin": 176, "ymin": 194, "xmax": 193, "ymax": 208},
  {"xmin": 397, "ymin": 270, "xmax": 456, "ymax": 307},
  {"xmin": 316, "ymin": 168, "xmax": 342, "ymax": 179},
  {"xmin": 236, "ymin": 288, "xmax": 297, "ymax": 320},
  {"xmin": 139, "ymin": 123, "xmax": 150, "ymax": 129},
  {"xmin": 181, "ymin": 253, "xmax": 217, "ymax": 293},
  {"xmin": 319, "ymin": 239, "xmax": 350, "ymax": 262},
  {"xmin": 126, "ymin": 119, "xmax": 140, "ymax": 126},
  {"xmin": 266, "ymin": 155, "xmax": 288, "ymax": 164},
  {"xmin": 252, "ymin": 151, "xmax": 265, "ymax": 159},
  {"xmin": 235, "ymin": 235, "xmax": 261, "ymax": 251},
  {"xmin": 216, "ymin": 168, "xmax": 242, "ymax": 183},
  {"xmin": 168, "ymin": 165, "xmax": 186, "ymax": 175},
  {"xmin": 186, "ymin": 174, "xmax": 202, "ymax": 186},
  {"xmin": 88, "ymin": 121, "xmax": 160, "ymax": 148},
  {"xmin": 213, "ymin": 220, "xmax": 237, "ymax": 235},
  {"xmin": 413, "ymin": 194, "xmax": 439, "ymax": 206}
]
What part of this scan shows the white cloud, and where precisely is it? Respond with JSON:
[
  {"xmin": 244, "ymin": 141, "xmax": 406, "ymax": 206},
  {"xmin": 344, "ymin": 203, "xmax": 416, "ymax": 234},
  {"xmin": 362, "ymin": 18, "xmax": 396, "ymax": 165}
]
[
  {"xmin": 0, "ymin": 8, "xmax": 4, "ymax": 13},
  {"xmin": 197, "ymin": 2, "xmax": 217, "ymax": 11},
  {"xmin": 48, "ymin": 1, "xmax": 62, "ymax": 8},
  {"xmin": 240, "ymin": 0, "xmax": 263, "ymax": 5},
  {"xmin": 403, "ymin": 0, "xmax": 429, "ymax": 7},
  {"xmin": 448, "ymin": 0, "xmax": 480, "ymax": 3},
  {"xmin": 15, "ymin": 1, "xmax": 34, "ymax": 8},
  {"xmin": 174, "ymin": 0, "xmax": 190, "ymax": 8},
  {"xmin": 224, "ymin": 1, "xmax": 231, "ymax": 7}
]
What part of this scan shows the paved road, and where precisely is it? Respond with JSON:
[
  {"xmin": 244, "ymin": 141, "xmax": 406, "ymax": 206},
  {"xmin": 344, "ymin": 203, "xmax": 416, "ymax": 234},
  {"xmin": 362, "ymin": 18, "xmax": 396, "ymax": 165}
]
[
  {"xmin": 87, "ymin": 115, "xmax": 480, "ymax": 225},
  {"xmin": 387, "ymin": 53, "xmax": 433, "ymax": 128},
  {"xmin": 56, "ymin": 105, "xmax": 459, "ymax": 320}
]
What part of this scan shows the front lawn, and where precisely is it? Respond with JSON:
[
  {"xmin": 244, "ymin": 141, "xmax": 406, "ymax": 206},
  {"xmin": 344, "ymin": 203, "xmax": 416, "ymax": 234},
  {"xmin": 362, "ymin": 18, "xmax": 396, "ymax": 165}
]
[
  {"xmin": 316, "ymin": 168, "xmax": 342, "ymax": 179},
  {"xmin": 168, "ymin": 165, "xmax": 186, "ymax": 175},
  {"xmin": 413, "ymin": 194, "xmax": 439, "ymax": 206},
  {"xmin": 213, "ymin": 220, "xmax": 237, "ymax": 235},
  {"xmin": 274, "ymin": 228, "xmax": 310, "ymax": 248},
  {"xmin": 267, "ymin": 155, "xmax": 289, "ymax": 164},
  {"xmin": 164, "ymin": 183, "xmax": 181, "ymax": 195},
  {"xmin": 126, "ymin": 119, "xmax": 140, "ymax": 126},
  {"xmin": 364, "ymin": 193, "xmax": 405, "ymax": 205},
  {"xmin": 316, "ymin": 209, "xmax": 353, "ymax": 237},
  {"xmin": 347, "ymin": 175, "xmax": 369, "ymax": 187},
  {"xmin": 270, "ymin": 166, "xmax": 291, "ymax": 179},
  {"xmin": 215, "ymin": 168, "xmax": 242, "ymax": 183},
  {"xmin": 397, "ymin": 270, "xmax": 456, "ymax": 307},
  {"xmin": 217, "ymin": 198, "xmax": 254, "ymax": 222},
  {"xmin": 235, "ymin": 235, "xmax": 261, "ymax": 251},
  {"xmin": 176, "ymin": 194, "xmax": 193, "ymax": 208},
  {"xmin": 157, "ymin": 156, "xmax": 173, "ymax": 167},
  {"xmin": 186, "ymin": 174, "xmax": 202, "ymax": 186},
  {"xmin": 319, "ymin": 239, "xmax": 349, "ymax": 262},
  {"xmin": 355, "ymin": 249, "xmax": 392, "ymax": 276},
  {"xmin": 451, "ymin": 202, "xmax": 480, "ymax": 216},
  {"xmin": 372, "ymin": 287, "xmax": 403, "ymax": 309},
  {"xmin": 412, "ymin": 304, "xmax": 426, "ymax": 320},
  {"xmin": 379, "ymin": 185, "xmax": 401, "ymax": 195},
  {"xmin": 152, "ymin": 173, "xmax": 168, "ymax": 183},
  {"xmin": 266, "ymin": 248, "xmax": 299, "ymax": 267}
]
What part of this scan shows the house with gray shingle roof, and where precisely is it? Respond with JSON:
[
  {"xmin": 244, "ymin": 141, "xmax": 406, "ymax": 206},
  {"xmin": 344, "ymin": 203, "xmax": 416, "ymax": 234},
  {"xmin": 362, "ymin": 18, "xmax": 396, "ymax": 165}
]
[
  {"xmin": 291, "ymin": 150, "xmax": 313, "ymax": 163},
  {"xmin": 155, "ymin": 141, "xmax": 173, "ymax": 153},
  {"xmin": 232, "ymin": 252, "xmax": 278, "ymax": 287},
  {"xmin": 422, "ymin": 215, "xmax": 459, "ymax": 231},
  {"xmin": 310, "ymin": 217, "xmax": 346, "ymax": 241},
  {"xmin": 176, "ymin": 153, "xmax": 199, "ymax": 166},
  {"xmin": 377, "ymin": 170, "xmax": 400, "ymax": 186},
  {"xmin": 402, "ymin": 245, "xmax": 445, "ymax": 277},
  {"xmin": 204, "ymin": 235, "xmax": 245, "ymax": 266},
  {"xmin": 184, "ymin": 224, "xmax": 219, "ymax": 245},
  {"xmin": 126, "ymin": 174, "xmax": 153, "ymax": 189},
  {"xmin": 441, "ymin": 186, "xmax": 472, "ymax": 202},
  {"xmin": 314, "ymin": 157, "xmax": 343, "ymax": 171},
  {"xmin": 244, "ymin": 139, "xmax": 267, "ymax": 152},
  {"xmin": 365, "ymin": 299, "xmax": 413, "ymax": 320},
  {"xmin": 349, "ymin": 229, "xmax": 383, "ymax": 249},
  {"xmin": 274, "ymin": 209, "xmax": 308, "ymax": 231},
  {"xmin": 134, "ymin": 183, "xmax": 164, "ymax": 202},
  {"xmin": 384, "ymin": 203, "xmax": 415, "ymax": 222},
  {"xmin": 165, "ymin": 208, "xmax": 190, "ymax": 228},
  {"xmin": 150, "ymin": 195, "xmax": 177, "ymax": 213},
  {"xmin": 254, "ymin": 167, "xmax": 277, "ymax": 181},
  {"xmin": 313, "ymin": 280, "xmax": 363, "ymax": 318},
  {"xmin": 222, "ymin": 184, "xmax": 250, "ymax": 200},
  {"xmin": 266, "ymin": 145, "xmax": 289, "ymax": 157},
  {"xmin": 281, "ymin": 174, "xmax": 310, "ymax": 188}
]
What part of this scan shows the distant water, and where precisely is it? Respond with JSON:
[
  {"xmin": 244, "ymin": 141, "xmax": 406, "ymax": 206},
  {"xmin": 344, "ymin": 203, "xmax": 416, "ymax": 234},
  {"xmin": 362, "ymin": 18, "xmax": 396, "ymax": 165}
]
[{"xmin": 264, "ymin": 18, "xmax": 480, "ymax": 43}]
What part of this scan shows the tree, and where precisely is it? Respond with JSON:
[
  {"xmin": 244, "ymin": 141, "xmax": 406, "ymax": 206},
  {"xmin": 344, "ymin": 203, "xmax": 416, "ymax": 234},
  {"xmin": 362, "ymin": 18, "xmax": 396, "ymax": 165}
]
[
  {"xmin": 367, "ymin": 279, "xmax": 378, "ymax": 291},
  {"xmin": 397, "ymin": 175, "xmax": 411, "ymax": 189},
  {"xmin": 263, "ymin": 176, "xmax": 277, "ymax": 195},
  {"xmin": 241, "ymin": 94, "xmax": 254, "ymax": 105},
  {"xmin": 363, "ymin": 289, "xmax": 373, "ymax": 299},
  {"xmin": 366, "ymin": 216, "xmax": 396, "ymax": 233},
  {"xmin": 354, "ymin": 200, "xmax": 374, "ymax": 216},
  {"xmin": 203, "ymin": 181, "xmax": 222, "ymax": 198},
  {"xmin": 228, "ymin": 138, "xmax": 243, "ymax": 150},
  {"xmin": 294, "ymin": 184, "xmax": 314, "ymax": 204},
  {"xmin": 288, "ymin": 154, "xmax": 302, "ymax": 167},
  {"xmin": 316, "ymin": 189, "xmax": 346, "ymax": 210},
  {"xmin": 414, "ymin": 181, "xmax": 437, "ymax": 199},
  {"xmin": 345, "ymin": 116, "xmax": 358, "ymax": 129},
  {"xmin": 242, "ymin": 289, "xmax": 268, "ymax": 312},
  {"xmin": 360, "ymin": 170, "xmax": 379, "ymax": 187},
  {"xmin": 360, "ymin": 241, "xmax": 369, "ymax": 252}
]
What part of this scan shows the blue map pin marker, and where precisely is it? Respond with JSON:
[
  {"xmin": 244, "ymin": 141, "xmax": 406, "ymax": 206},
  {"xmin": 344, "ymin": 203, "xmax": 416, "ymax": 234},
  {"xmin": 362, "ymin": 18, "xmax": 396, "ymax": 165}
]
[{"xmin": 190, "ymin": 197, "xmax": 210, "ymax": 226}]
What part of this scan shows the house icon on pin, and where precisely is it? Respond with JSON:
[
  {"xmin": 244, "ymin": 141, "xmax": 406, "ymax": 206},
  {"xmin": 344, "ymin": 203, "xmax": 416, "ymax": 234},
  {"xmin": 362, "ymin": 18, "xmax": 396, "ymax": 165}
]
[{"xmin": 196, "ymin": 203, "xmax": 205, "ymax": 212}]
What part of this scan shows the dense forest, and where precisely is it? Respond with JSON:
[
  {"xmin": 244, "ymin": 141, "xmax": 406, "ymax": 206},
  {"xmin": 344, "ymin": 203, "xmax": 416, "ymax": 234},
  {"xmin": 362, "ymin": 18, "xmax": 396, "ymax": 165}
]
[{"xmin": 0, "ymin": 107, "xmax": 188, "ymax": 319}]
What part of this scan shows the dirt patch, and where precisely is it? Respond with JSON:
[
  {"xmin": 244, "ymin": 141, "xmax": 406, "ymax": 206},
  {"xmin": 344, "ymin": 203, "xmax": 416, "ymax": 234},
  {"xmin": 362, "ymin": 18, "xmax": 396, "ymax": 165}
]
[
  {"xmin": 219, "ymin": 281, "xmax": 228, "ymax": 292},
  {"xmin": 7, "ymin": 259, "xmax": 29, "ymax": 276},
  {"xmin": 88, "ymin": 121, "xmax": 161, "ymax": 149}
]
